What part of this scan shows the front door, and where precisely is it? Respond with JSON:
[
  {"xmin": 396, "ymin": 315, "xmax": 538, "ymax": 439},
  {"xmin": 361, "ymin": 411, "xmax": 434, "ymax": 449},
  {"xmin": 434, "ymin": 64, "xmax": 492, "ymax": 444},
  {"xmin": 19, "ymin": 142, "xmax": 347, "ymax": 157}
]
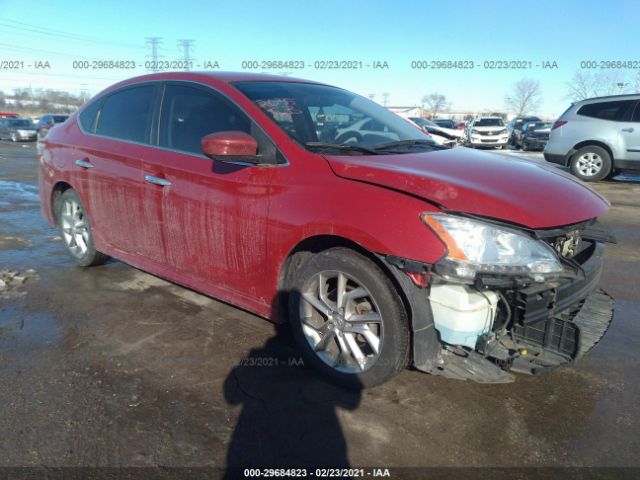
[
  {"xmin": 142, "ymin": 82, "xmax": 275, "ymax": 305},
  {"xmin": 620, "ymin": 101, "xmax": 640, "ymax": 162}
]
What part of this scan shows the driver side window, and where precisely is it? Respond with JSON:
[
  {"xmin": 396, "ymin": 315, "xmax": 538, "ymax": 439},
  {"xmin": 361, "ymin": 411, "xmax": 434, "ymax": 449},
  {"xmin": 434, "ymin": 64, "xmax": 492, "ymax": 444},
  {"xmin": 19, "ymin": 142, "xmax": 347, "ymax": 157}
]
[{"xmin": 159, "ymin": 84, "xmax": 251, "ymax": 155}]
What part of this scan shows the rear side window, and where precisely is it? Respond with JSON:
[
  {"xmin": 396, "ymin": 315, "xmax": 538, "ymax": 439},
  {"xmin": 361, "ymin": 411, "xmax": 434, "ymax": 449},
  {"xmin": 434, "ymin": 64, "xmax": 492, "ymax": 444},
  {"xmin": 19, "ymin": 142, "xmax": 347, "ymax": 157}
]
[
  {"xmin": 577, "ymin": 100, "xmax": 634, "ymax": 121},
  {"xmin": 95, "ymin": 85, "xmax": 155, "ymax": 142},
  {"xmin": 78, "ymin": 101, "xmax": 101, "ymax": 132},
  {"xmin": 632, "ymin": 103, "xmax": 640, "ymax": 122},
  {"xmin": 159, "ymin": 84, "xmax": 250, "ymax": 154}
]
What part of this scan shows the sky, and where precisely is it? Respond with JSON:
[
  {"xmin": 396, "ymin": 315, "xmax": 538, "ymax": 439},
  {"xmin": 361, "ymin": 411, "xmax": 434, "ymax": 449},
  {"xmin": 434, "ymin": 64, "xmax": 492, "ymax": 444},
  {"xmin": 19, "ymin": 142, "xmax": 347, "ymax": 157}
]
[{"xmin": 1, "ymin": 0, "xmax": 639, "ymax": 117}]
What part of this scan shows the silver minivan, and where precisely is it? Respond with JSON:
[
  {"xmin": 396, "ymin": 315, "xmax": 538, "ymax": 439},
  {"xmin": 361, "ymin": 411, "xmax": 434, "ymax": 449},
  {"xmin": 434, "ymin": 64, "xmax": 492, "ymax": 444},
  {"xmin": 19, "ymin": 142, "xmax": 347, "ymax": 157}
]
[{"xmin": 544, "ymin": 94, "xmax": 640, "ymax": 181}]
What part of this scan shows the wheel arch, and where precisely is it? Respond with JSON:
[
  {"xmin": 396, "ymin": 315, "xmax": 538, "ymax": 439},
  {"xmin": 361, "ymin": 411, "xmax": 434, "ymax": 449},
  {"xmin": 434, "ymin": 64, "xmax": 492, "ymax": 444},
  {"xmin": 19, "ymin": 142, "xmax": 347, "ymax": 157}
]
[
  {"xmin": 571, "ymin": 140, "xmax": 615, "ymax": 163},
  {"xmin": 277, "ymin": 234, "xmax": 413, "ymax": 329},
  {"xmin": 51, "ymin": 181, "xmax": 74, "ymax": 222}
]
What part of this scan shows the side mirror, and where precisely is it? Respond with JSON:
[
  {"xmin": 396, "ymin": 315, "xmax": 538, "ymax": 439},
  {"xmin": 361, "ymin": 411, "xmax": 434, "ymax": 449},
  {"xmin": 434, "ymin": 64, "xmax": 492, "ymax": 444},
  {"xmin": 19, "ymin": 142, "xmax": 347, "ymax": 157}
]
[{"xmin": 201, "ymin": 131, "xmax": 260, "ymax": 163}]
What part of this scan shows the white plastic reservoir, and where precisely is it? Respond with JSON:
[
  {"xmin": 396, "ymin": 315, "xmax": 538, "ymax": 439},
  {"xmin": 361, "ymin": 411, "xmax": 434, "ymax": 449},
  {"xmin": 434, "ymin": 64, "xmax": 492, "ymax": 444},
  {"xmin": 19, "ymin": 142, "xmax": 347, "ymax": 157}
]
[{"xmin": 429, "ymin": 284, "xmax": 499, "ymax": 349}]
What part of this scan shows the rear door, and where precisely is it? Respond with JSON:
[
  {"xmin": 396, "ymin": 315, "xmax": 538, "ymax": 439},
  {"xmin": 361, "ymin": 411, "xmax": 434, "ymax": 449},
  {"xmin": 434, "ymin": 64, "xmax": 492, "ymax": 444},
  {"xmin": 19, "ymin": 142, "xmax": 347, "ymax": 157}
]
[
  {"xmin": 76, "ymin": 83, "xmax": 165, "ymax": 262},
  {"xmin": 142, "ymin": 82, "xmax": 276, "ymax": 302}
]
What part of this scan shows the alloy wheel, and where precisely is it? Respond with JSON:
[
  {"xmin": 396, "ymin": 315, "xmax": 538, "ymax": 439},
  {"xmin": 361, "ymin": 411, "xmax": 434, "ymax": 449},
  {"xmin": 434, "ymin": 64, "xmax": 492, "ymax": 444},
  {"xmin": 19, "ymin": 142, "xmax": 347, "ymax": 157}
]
[
  {"xmin": 60, "ymin": 197, "xmax": 90, "ymax": 258},
  {"xmin": 299, "ymin": 270, "xmax": 383, "ymax": 373},
  {"xmin": 576, "ymin": 152, "xmax": 603, "ymax": 177}
]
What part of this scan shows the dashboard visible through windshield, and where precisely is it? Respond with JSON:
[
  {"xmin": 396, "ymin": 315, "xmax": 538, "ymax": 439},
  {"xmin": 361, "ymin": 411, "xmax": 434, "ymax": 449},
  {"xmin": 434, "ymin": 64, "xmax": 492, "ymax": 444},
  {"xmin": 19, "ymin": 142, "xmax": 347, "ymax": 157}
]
[{"xmin": 234, "ymin": 81, "xmax": 437, "ymax": 154}]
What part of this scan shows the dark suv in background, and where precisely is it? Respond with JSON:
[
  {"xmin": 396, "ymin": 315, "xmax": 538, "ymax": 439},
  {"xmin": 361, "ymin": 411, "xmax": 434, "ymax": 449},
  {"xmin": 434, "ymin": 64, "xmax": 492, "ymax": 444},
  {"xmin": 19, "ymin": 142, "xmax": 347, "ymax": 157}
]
[
  {"xmin": 36, "ymin": 114, "xmax": 69, "ymax": 140},
  {"xmin": 507, "ymin": 115, "xmax": 541, "ymax": 147}
]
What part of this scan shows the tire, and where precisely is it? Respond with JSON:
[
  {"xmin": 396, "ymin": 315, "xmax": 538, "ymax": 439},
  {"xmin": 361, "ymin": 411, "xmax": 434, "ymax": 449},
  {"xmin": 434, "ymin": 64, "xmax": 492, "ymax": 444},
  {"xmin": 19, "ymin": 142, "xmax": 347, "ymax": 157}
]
[
  {"xmin": 288, "ymin": 247, "xmax": 410, "ymax": 388},
  {"xmin": 521, "ymin": 141, "xmax": 529, "ymax": 151},
  {"xmin": 11, "ymin": 132, "xmax": 18, "ymax": 142},
  {"xmin": 606, "ymin": 168, "xmax": 620, "ymax": 180},
  {"xmin": 570, "ymin": 145, "xmax": 612, "ymax": 182},
  {"xmin": 56, "ymin": 189, "xmax": 110, "ymax": 267}
]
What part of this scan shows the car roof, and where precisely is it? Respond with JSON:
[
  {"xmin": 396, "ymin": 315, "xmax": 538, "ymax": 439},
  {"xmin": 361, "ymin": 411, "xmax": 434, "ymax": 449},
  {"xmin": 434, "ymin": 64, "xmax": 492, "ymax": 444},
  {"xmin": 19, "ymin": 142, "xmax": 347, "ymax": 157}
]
[
  {"xmin": 575, "ymin": 93, "xmax": 640, "ymax": 104},
  {"xmin": 89, "ymin": 71, "xmax": 330, "ymax": 102},
  {"xmin": 114, "ymin": 71, "xmax": 324, "ymax": 87}
]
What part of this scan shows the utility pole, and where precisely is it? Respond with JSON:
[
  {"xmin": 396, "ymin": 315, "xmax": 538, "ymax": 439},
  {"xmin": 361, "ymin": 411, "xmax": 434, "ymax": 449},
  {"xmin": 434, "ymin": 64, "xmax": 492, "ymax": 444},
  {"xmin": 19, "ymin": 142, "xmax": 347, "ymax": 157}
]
[
  {"xmin": 382, "ymin": 92, "xmax": 390, "ymax": 106},
  {"xmin": 145, "ymin": 37, "xmax": 163, "ymax": 72},
  {"xmin": 177, "ymin": 39, "xmax": 195, "ymax": 70},
  {"xmin": 80, "ymin": 83, "xmax": 89, "ymax": 103}
]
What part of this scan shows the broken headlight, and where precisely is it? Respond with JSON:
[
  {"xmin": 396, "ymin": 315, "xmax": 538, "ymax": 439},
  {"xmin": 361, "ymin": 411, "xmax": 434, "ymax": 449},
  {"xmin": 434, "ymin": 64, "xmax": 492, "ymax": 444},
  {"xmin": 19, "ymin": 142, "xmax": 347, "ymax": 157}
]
[{"xmin": 422, "ymin": 213, "xmax": 563, "ymax": 281}]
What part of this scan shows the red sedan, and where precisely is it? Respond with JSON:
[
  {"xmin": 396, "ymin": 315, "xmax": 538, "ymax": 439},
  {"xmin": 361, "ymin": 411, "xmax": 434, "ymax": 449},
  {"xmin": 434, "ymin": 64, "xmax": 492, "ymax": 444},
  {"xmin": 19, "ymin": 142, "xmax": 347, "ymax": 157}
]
[{"xmin": 39, "ymin": 72, "xmax": 614, "ymax": 387}]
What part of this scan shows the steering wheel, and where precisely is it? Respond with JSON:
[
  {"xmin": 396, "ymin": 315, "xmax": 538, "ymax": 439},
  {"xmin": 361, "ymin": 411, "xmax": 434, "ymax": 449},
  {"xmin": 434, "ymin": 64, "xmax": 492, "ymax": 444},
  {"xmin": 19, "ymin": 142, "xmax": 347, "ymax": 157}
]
[{"xmin": 335, "ymin": 131, "xmax": 363, "ymax": 144}]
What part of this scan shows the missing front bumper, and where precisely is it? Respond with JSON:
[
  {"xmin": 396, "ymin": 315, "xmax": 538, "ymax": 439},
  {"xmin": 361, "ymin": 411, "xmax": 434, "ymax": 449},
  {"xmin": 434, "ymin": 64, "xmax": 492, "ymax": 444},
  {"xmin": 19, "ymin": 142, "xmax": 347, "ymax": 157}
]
[{"xmin": 420, "ymin": 288, "xmax": 614, "ymax": 383}]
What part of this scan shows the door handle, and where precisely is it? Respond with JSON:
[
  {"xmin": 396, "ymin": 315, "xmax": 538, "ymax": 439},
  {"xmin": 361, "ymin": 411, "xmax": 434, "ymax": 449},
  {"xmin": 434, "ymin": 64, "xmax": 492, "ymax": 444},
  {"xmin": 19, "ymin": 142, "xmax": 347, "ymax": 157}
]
[
  {"xmin": 75, "ymin": 159, "xmax": 93, "ymax": 169},
  {"xmin": 144, "ymin": 175, "xmax": 172, "ymax": 187},
  {"xmin": 621, "ymin": 128, "xmax": 635, "ymax": 133}
]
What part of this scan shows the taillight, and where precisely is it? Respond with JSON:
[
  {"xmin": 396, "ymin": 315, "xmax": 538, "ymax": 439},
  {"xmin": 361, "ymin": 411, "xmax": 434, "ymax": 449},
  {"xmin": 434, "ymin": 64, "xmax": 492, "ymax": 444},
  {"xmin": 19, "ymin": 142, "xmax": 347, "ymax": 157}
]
[{"xmin": 552, "ymin": 120, "xmax": 567, "ymax": 130}]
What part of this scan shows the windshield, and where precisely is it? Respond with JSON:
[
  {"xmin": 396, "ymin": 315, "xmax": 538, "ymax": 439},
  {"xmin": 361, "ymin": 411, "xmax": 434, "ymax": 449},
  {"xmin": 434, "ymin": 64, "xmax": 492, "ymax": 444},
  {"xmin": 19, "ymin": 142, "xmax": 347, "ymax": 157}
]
[
  {"xmin": 474, "ymin": 118, "xmax": 504, "ymax": 127},
  {"xmin": 9, "ymin": 119, "xmax": 33, "ymax": 127},
  {"xmin": 234, "ymin": 82, "xmax": 434, "ymax": 153}
]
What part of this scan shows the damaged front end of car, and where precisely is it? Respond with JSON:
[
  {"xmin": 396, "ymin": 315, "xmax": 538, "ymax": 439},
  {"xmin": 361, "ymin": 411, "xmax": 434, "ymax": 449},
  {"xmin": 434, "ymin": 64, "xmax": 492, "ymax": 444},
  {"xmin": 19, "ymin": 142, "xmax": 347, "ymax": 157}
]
[{"xmin": 384, "ymin": 214, "xmax": 616, "ymax": 384}]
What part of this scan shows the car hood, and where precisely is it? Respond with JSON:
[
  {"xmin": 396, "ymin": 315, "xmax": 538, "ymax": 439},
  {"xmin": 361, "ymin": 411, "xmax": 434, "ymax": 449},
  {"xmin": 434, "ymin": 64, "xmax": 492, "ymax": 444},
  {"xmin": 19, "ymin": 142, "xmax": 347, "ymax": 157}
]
[
  {"xmin": 324, "ymin": 148, "xmax": 609, "ymax": 229},
  {"xmin": 472, "ymin": 125, "xmax": 506, "ymax": 131}
]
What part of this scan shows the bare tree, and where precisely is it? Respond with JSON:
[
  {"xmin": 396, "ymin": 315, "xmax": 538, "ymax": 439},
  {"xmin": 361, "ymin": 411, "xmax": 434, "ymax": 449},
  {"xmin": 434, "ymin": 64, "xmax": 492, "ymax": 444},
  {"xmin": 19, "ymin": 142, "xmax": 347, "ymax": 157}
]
[
  {"xmin": 505, "ymin": 78, "xmax": 542, "ymax": 115},
  {"xmin": 421, "ymin": 92, "xmax": 449, "ymax": 118},
  {"xmin": 566, "ymin": 70, "xmax": 633, "ymax": 101},
  {"xmin": 565, "ymin": 71, "xmax": 597, "ymax": 101},
  {"xmin": 634, "ymin": 71, "xmax": 640, "ymax": 93}
]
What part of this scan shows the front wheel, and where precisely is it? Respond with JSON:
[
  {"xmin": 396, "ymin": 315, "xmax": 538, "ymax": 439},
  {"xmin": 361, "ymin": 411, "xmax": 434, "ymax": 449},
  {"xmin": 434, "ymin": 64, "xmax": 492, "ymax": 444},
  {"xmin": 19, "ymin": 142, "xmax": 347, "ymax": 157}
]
[
  {"xmin": 288, "ymin": 248, "xmax": 410, "ymax": 388},
  {"xmin": 570, "ymin": 145, "xmax": 612, "ymax": 182},
  {"xmin": 56, "ymin": 189, "xmax": 110, "ymax": 266},
  {"xmin": 10, "ymin": 132, "xmax": 18, "ymax": 142}
]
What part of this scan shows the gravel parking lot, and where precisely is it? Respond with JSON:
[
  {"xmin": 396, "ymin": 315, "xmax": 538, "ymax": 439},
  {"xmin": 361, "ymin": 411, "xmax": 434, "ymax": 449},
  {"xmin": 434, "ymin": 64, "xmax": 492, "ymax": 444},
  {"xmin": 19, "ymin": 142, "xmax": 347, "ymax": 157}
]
[{"xmin": 0, "ymin": 141, "xmax": 639, "ymax": 477}]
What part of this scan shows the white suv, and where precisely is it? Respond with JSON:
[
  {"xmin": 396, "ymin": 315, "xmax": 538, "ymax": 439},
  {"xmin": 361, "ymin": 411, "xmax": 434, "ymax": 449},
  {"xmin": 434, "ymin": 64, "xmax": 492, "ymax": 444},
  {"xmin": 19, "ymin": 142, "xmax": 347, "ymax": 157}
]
[
  {"xmin": 544, "ymin": 95, "xmax": 640, "ymax": 181},
  {"xmin": 466, "ymin": 117, "xmax": 509, "ymax": 149}
]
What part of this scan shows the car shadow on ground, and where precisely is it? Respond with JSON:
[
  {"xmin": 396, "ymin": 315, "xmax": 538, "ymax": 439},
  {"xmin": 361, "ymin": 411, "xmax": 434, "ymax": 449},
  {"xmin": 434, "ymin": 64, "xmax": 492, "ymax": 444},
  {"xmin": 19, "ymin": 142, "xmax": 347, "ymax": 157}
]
[{"xmin": 223, "ymin": 320, "xmax": 362, "ymax": 477}]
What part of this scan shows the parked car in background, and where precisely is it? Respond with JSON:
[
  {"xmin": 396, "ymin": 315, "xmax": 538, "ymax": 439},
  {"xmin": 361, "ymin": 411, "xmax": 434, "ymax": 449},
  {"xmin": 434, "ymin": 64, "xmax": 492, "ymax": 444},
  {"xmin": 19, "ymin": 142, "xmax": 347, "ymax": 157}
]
[
  {"xmin": 507, "ymin": 115, "xmax": 541, "ymax": 145},
  {"xmin": 515, "ymin": 121, "xmax": 552, "ymax": 151},
  {"xmin": 36, "ymin": 114, "xmax": 69, "ymax": 140},
  {"xmin": 544, "ymin": 95, "xmax": 640, "ymax": 181},
  {"xmin": 466, "ymin": 117, "xmax": 509, "ymax": 148},
  {"xmin": 408, "ymin": 117, "xmax": 464, "ymax": 146},
  {"xmin": 405, "ymin": 118, "xmax": 452, "ymax": 146},
  {"xmin": 433, "ymin": 119, "xmax": 456, "ymax": 130},
  {"xmin": 40, "ymin": 72, "xmax": 614, "ymax": 388},
  {"xmin": 0, "ymin": 117, "xmax": 37, "ymax": 142}
]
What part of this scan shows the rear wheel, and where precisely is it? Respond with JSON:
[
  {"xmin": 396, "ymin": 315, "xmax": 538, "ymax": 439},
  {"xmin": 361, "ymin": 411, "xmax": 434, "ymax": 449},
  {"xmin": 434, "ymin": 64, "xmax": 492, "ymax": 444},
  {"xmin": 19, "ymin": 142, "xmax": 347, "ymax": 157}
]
[
  {"xmin": 56, "ymin": 189, "xmax": 109, "ymax": 266},
  {"xmin": 570, "ymin": 145, "xmax": 612, "ymax": 182},
  {"xmin": 288, "ymin": 248, "xmax": 409, "ymax": 388}
]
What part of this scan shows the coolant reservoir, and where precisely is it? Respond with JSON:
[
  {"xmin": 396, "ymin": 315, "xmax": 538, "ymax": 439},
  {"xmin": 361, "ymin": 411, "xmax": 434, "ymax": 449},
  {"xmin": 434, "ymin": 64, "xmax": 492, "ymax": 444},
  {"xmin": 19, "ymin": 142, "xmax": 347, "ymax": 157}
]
[{"xmin": 429, "ymin": 284, "xmax": 499, "ymax": 349}]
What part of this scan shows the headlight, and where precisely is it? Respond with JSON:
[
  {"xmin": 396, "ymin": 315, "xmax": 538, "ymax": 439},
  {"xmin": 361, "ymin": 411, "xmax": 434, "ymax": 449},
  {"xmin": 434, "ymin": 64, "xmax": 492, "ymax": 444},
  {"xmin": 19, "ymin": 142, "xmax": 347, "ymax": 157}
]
[
  {"xmin": 422, "ymin": 213, "xmax": 563, "ymax": 281},
  {"xmin": 471, "ymin": 129, "xmax": 479, "ymax": 134}
]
